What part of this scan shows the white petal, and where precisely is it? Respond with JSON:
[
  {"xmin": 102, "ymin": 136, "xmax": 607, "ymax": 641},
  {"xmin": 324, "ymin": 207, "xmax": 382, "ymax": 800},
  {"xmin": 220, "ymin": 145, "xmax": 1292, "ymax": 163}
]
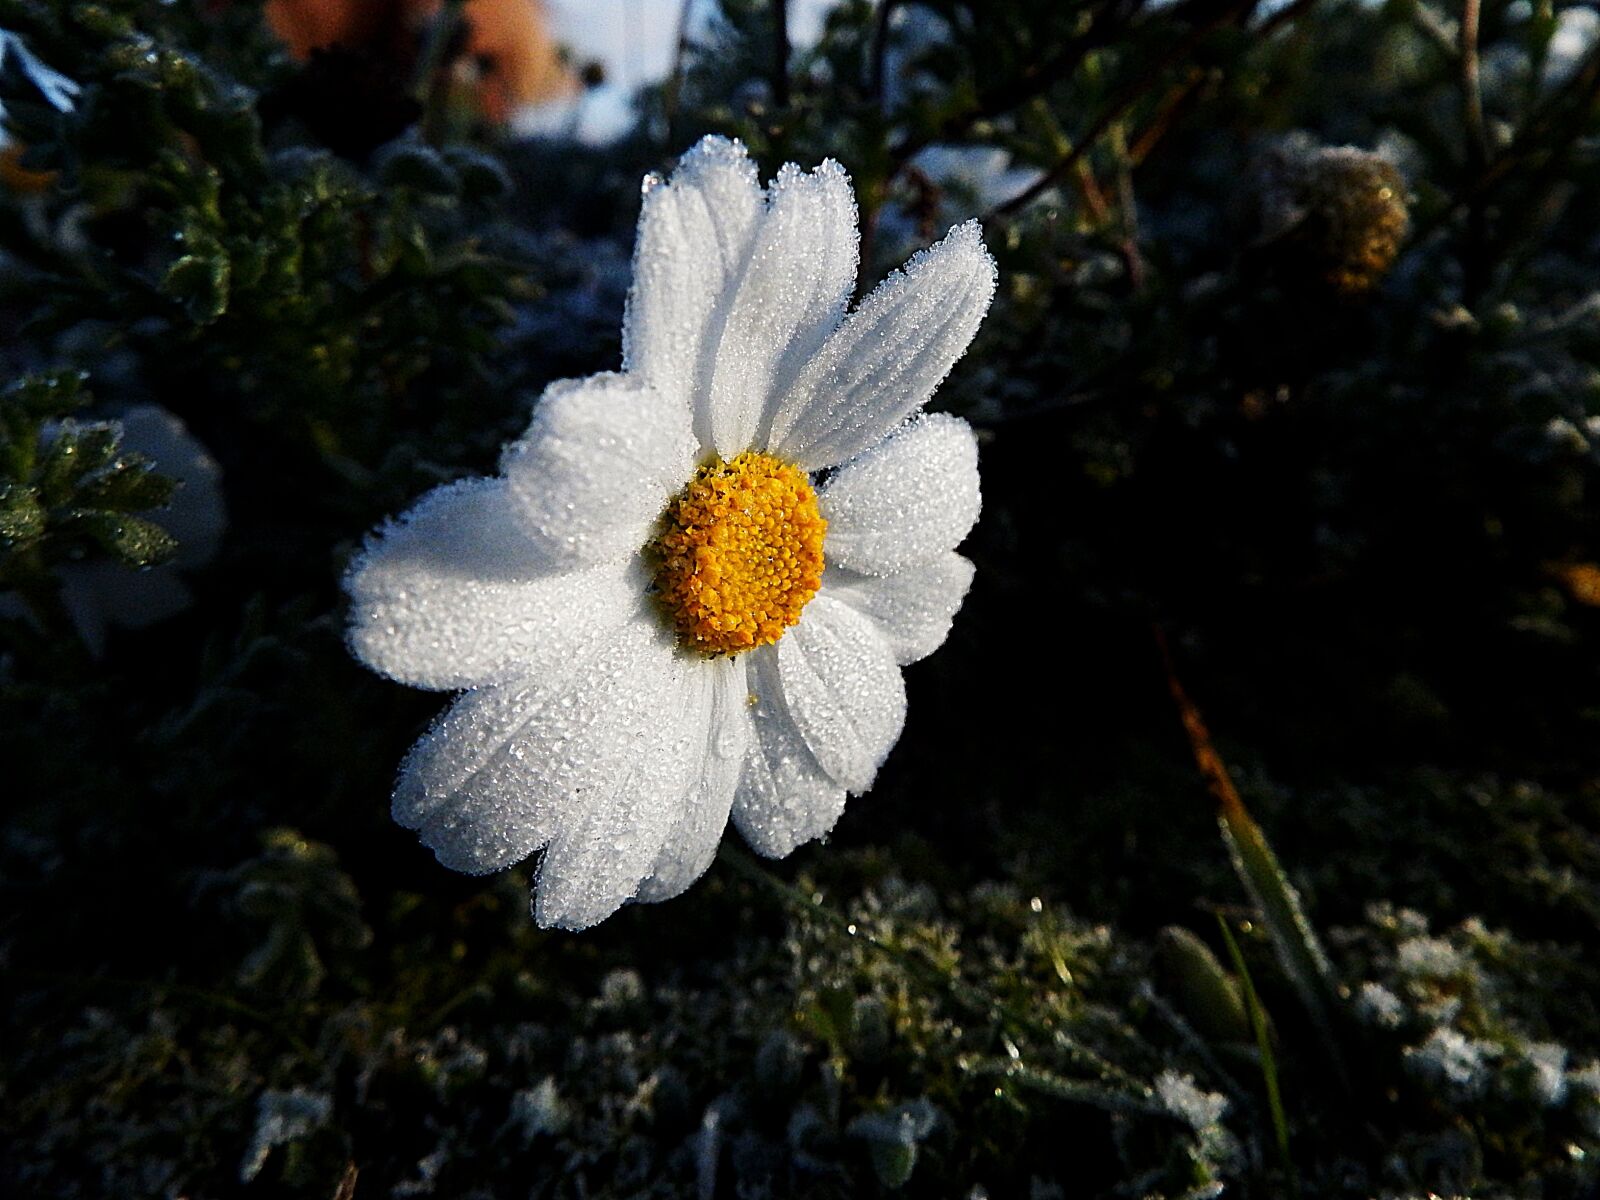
[
  {"xmin": 823, "ymin": 553, "xmax": 976, "ymax": 665},
  {"xmin": 732, "ymin": 649, "xmax": 847, "ymax": 858},
  {"xmin": 767, "ymin": 220, "xmax": 996, "ymax": 470},
  {"xmin": 500, "ymin": 373, "xmax": 696, "ymax": 568},
  {"xmin": 393, "ymin": 618, "xmax": 687, "ymax": 886},
  {"xmin": 623, "ymin": 136, "xmax": 763, "ymax": 415},
  {"xmin": 705, "ymin": 159, "xmax": 859, "ymax": 457},
  {"xmin": 772, "ymin": 593, "xmax": 906, "ymax": 793},
  {"xmin": 819, "ymin": 413, "xmax": 981, "ymax": 575},
  {"xmin": 344, "ymin": 478, "xmax": 641, "ymax": 691},
  {"xmin": 534, "ymin": 642, "xmax": 713, "ymax": 930},
  {"xmin": 635, "ymin": 655, "xmax": 752, "ymax": 903}
]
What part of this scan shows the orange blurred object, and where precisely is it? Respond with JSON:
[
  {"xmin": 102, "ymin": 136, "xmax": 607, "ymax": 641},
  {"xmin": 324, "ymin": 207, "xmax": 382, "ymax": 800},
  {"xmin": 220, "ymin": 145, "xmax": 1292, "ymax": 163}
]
[
  {"xmin": 1549, "ymin": 561, "xmax": 1600, "ymax": 608},
  {"xmin": 263, "ymin": 0, "xmax": 574, "ymax": 123},
  {"xmin": 0, "ymin": 143, "xmax": 57, "ymax": 195}
]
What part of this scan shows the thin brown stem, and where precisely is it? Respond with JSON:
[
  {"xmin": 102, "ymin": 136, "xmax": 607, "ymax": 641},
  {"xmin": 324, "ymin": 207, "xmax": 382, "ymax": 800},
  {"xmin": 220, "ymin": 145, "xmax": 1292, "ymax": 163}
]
[
  {"xmin": 886, "ymin": 5, "xmax": 1125, "ymax": 164},
  {"xmin": 772, "ymin": 0, "xmax": 791, "ymax": 109},
  {"xmin": 1407, "ymin": 31, "xmax": 1600, "ymax": 251},
  {"xmin": 869, "ymin": 0, "xmax": 900, "ymax": 103},
  {"xmin": 1460, "ymin": 0, "xmax": 1490, "ymax": 304},
  {"xmin": 661, "ymin": 0, "xmax": 697, "ymax": 150},
  {"xmin": 986, "ymin": 0, "xmax": 1282, "ymax": 220}
]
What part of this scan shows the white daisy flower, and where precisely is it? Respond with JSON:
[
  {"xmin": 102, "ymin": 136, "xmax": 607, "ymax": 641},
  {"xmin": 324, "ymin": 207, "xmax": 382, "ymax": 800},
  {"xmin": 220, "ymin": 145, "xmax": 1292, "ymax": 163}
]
[{"xmin": 345, "ymin": 136, "xmax": 995, "ymax": 930}]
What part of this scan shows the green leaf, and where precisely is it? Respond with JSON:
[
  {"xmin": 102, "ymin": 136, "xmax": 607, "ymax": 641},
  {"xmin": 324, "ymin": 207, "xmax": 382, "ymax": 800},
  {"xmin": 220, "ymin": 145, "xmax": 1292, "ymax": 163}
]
[
  {"xmin": 0, "ymin": 484, "xmax": 46, "ymax": 547},
  {"xmin": 61, "ymin": 510, "xmax": 178, "ymax": 567},
  {"xmin": 847, "ymin": 1100, "xmax": 938, "ymax": 1189},
  {"xmin": 74, "ymin": 462, "xmax": 176, "ymax": 511},
  {"xmin": 1216, "ymin": 915, "xmax": 1295, "ymax": 1190},
  {"xmin": 1216, "ymin": 802, "xmax": 1339, "ymax": 1048},
  {"xmin": 377, "ymin": 142, "xmax": 461, "ymax": 197},
  {"xmin": 1156, "ymin": 925, "xmax": 1253, "ymax": 1045},
  {"xmin": 163, "ymin": 252, "xmax": 232, "ymax": 324},
  {"xmin": 1162, "ymin": 641, "xmax": 1341, "ymax": 1057}
]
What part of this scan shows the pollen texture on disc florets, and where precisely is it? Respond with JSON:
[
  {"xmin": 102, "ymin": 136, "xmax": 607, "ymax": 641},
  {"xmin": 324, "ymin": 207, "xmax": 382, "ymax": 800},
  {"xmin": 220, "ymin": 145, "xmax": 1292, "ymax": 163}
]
[{"xmin": 652, "ymin": 451, "xmax": 826, "ymax": 656}]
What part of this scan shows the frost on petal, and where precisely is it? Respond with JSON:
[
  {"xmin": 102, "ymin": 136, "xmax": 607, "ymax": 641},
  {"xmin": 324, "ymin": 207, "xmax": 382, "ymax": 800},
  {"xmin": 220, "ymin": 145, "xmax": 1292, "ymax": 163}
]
[
  {"xmin": 733, "ymin": 648, "xmax": 847, "ymax": 858},
  {"xmin": 345, "ymin": 478, "xmax": 640, "ymax": 691},
  {"xmin": 501, "ymin": 373, "xmax": 696, "ymax": 567},
  {"xmin": 819, "ymin": 413, "xmax": 981, "ymax": 576},
  {"xmin": 533, "ymin": 638, "xmax": 713, "ymax": 930},
  {"xmin": 394, "ymin": 618, "xmax": 688, "ymax": 883},
  {"xmin": 623, "ymin": 136, "xmax": 763, "ymax": 412},
  {"xmin": 704, "ymin": 159, "xmax": 859, "ymax": 457},
  {"xmin": 823, "ymin": 552, "xmax": 976, "ymax": 665},
  {"xmin": 772, "ymin": 594, "xmax": 906, "ymax": 793},
  {"xmin": 767, "ymin": 220, "xmax": 996, "ymax": 470},
  {"xmin": 635, "ymin": 655, "xmax": 751, "ymax": 903}
]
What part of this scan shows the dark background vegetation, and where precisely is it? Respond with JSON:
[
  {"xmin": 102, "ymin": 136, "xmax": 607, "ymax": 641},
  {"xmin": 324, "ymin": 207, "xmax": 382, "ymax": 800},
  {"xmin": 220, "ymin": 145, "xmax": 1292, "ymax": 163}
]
[{"xmin": 4, "ymin": 0, "xmax": 1600, "ymax": 1195}]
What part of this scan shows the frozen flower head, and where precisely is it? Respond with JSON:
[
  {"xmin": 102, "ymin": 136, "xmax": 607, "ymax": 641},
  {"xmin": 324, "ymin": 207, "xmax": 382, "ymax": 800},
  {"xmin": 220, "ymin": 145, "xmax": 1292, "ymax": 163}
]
[
  {"xmin": 346, "ymin": 136, "xmax": 995, "ymax": 930},
  {"xmin": 1254, "ymin": 138, "xmax": 1409, "ymax": 296}
]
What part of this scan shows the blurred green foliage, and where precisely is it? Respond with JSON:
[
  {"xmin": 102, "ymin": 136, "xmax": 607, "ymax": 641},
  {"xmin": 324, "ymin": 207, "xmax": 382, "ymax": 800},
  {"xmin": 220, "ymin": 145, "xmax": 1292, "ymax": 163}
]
[{"xmin": 4, "ymin": 0, "xmax": 1600, "ymax": 1195}]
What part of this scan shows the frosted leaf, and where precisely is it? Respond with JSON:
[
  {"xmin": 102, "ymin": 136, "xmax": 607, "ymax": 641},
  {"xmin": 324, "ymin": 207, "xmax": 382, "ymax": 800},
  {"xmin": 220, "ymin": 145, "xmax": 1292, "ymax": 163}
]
[
  {"xmin": 705, "ymin": 158, "xmax": 858, "ymax": 457},
  {"xmin": 1571, "ymin": 1062, "xmax": 1600, "ymax": 1139},
  {"xmin": 506, "ymin": 1079, "xmax": 569, "ymax": 1143},
  {"xmin": 623, "ymin": 136, "xmax": 763, "ymax": 417},
  {"xmin": 1395, "ymin": 935, "xmax": 1465, "ymax": 979},
  {"xmin": 820, "ymin": 414, "xmax": 981, "ymax": 576},
  {"xmin": 1155, "ymin": 1070, "xmax": 1229, "ymax": 1131},
  {"xmin": 239, "ymin": 1088, "xmax": 331, "ymax": 1183},
  {"xmin": 1524, "ymin": 1041, "xmax": 1569, "ymax": 1107},
  {"xmin": 501, "ymin": 373, "xmax": 696, "ymax": 567},
  {"xmin": 771, "ymin": 594, "xmax": 906, "ymax": 793},
  {"xmin": 0, "ymin": 404, "xmax": 226, "ymax": 654},
  {"xmin": 635, "ymin": 655, "xmax": 751, "ymax": 903},
  {"xmin": 1404, "ymin": 1027, "xmax": 1491, "ymax": 1096},
  {"xmin": 768, "ymin": 221, "xmax": 996, "ymax": 470},
  {"xmin": 1354, "ymin": 981, "xmax": 1406, "ymax": 1029},
  {"xmin": 823, "ymin": 553, "xmax": 976, "ymax": 665},
  {"xmin": 345, "ymin": 479, "xmax": 642, "ymax": 691},
  {"xmin": 734, "ymin": 650, "xmax": 847, "ymax": 857}
]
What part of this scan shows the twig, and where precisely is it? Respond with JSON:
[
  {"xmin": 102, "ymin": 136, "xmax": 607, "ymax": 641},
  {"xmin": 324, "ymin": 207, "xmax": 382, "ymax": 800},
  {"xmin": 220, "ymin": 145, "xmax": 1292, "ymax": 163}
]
[
  {"xmin": 772, "ymin": 0, "xmax": 791, "ymax": 110},
  {"xmin": 661, "ymin": 0, "xmax": 697, "ymax": 150},
  {"xmin": 1407, "ymin": 31, "xmax": 1600, "ymax": 250},
  {"xmin": 886, "ymin": 6, "xmax": 1123, "ymax": 165},
  {"xmin": 1129, "ymin": 68, "xmax": 1211, "ymax": 166},
  {"xmin": 869, "ymin": 0, "xmax": 900, "ymax": 103},
  {"xmin": 1459, "ymin": 0, "xmax": 1490, "ymax": 305},
  {"xmin": 987, "ymin": 0, "xmax": 1275, "ymax": 220}
]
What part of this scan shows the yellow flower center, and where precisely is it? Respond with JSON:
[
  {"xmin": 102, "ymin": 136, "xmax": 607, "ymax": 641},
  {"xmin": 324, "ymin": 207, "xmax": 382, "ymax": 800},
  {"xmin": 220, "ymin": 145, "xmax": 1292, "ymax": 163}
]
[{"xmin": 651, "ymin": 451, "xmax": 826, "ymax": 657}]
